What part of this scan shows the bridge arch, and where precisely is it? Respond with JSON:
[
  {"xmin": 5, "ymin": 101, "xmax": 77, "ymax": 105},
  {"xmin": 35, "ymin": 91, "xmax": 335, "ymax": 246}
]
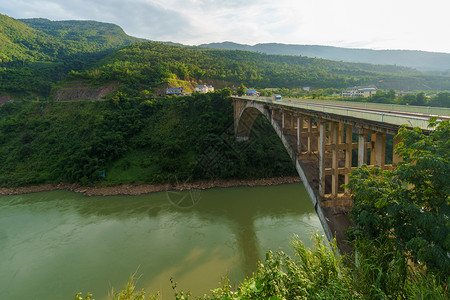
[
  {"xmin": 235, "ymin": 103, "xmax": 270, "ymax": 141},
  {"xmin": 234, "ymin": 99, "xmax": 339, "ymax": 249}
]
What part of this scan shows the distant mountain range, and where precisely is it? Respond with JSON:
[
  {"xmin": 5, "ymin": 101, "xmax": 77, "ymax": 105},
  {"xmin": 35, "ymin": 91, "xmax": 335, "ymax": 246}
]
[{"xmin": 199, "ymin": 42, "xmax": 450, "ymax": 74}]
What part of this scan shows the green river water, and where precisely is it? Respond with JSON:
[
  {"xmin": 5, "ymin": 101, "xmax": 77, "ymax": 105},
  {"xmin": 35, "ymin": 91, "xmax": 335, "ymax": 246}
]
[{"xmin": 0, "ymin": 183, "xmax": 324, "ymax": 299}]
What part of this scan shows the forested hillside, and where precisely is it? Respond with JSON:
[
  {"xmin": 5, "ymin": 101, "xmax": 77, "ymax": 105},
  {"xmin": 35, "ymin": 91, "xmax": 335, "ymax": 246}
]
[
  {"xmin": 68, "ymin": 41, "xmax": 450, "ymax": 97},
  {"xmin": 0, "ymin": 90, "xmax": 296, "ymax": 187},
  {"xmin": 0, "ymin": 13, "xmax": 63, "ymax": 63},
  {"xmin": 0, "ymin": 14, "xmax": 143, "ymax": 97},
  {"xmin": 19, "ymin": 18, "xmax": 143, "ymax": 53},
  {"xmin": 0, "ymin": 14, "xmax": 141, "ymax": 63}
]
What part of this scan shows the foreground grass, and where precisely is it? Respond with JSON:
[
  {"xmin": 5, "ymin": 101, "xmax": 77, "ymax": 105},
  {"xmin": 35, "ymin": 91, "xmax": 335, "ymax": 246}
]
[{"xmin": 74, "ymin": 235, "xmax": 447, "ymax": 300}]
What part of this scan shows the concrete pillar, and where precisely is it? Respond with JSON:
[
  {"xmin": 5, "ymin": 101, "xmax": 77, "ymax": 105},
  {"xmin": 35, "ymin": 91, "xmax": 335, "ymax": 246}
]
[
  {"xmin": 358, "ymin": 129, "xmax": 368, "ymax": 166},
  {"xmin": 370, "ymin": 134, "xmax": 376, "ymax": 165},
  {"xmin": 234, "ymin": 99, "xmax": 244, "ymax": 137},
  {"xmin": 319, "ymin": 121, "xmax": 326, "ymax": 197},
  {"xmin": 327, "ymin": 123, "xmax": 332, "ymax": 145},
  {"xmin": 345, "ymin": 125, "xmax": 353, "ymax": 193},
  {"xmin": 374, "ymin": 132, "xmax": 386, "ymax": 168},
  {"xmin": 233, "ymin": 99, "xmax": 238, "ymax": 133},
  {"xmin": 338, "ymin": 122, "xmax": 344, "ymax": 144},
  {"xmin": 331, "ymin": 122, "xmax": 339, "ymax": 197},
  {"xmin": 307, "ymin": 117, "xmax": 312, "ymax": 154},
  {"xmin": 297, "ymin": 116, "xmax": 302, "ymax": 154},
  {"xmin": 392, "ymin": 136, "xmax": 402, "ymax": 166},
  {"xmin": 282, "ymin": 109, "xmax": 285, "ymax": 130}
]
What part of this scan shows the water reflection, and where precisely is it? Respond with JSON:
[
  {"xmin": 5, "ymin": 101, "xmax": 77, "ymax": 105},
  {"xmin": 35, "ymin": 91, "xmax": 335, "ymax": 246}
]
[{"xmin": 0, "ymin": 183, "xmax": 323, "ymax": 299}]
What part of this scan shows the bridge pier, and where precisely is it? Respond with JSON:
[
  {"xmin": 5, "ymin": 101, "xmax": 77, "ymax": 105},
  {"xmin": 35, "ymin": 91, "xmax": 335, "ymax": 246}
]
[
  {"xmin": 345, "ymin": 125, "xmax": 353, "ymax": 193},
  {"xmin": 232, "ymin": 97, "xmax": 409, "ymax": 253}
]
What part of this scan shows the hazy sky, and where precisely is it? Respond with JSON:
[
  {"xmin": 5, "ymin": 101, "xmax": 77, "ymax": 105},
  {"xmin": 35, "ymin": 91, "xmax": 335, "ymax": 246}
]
[{"xmin": 2, "ymin": 0, "xmax": 450, "ymax": 53}]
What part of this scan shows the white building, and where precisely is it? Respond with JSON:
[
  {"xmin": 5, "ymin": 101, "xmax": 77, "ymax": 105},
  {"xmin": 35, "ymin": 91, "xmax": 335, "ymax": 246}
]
[
  {"xmin": 342, "ymin": 86, "xmax": 377, "ymax": 98},
  {"xmin": 195, "ymin": 85, "xmax": 214, "ymax": 93}
]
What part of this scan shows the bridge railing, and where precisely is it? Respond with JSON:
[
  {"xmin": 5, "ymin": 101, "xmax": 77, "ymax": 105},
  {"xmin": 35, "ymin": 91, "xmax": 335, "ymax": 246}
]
[
  {"xmin": 292, "ymin": 98, "xmax": 450, "ymax": 116},
  {"xmin": 237, "ymin": 96, "xmax": 435, "ymax": 130},
  {"xmin": 237, "ymin": 96, "xmax": 450, "ymax": 116}
]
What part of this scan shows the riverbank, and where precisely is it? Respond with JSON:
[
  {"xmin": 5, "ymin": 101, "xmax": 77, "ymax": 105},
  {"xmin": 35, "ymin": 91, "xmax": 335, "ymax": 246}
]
[{"xmin": 0, "ymin": 176, "xmax": 302, "ymax": 196}]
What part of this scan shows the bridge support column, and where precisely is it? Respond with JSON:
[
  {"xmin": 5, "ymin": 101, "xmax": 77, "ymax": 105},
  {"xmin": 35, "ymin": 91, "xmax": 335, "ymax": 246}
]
[
  {"xmin": 331, "ymin": 122, "xmax": 339, "ymax": 197},
  {"xmin": 319, "ymin": 121, "xmax": 326, "ymax": 197},
  {"xmin": 358, "ymin": 129, "xmax": 368, "ymax": 166},
  {"xmin": 345, "ymin": 125, "xmax": 353, "ymax": 193},
  {"xmin": 297, "ymin": 116, "xmax": 302, "ymax": 154},
  {"xmin": 307, "ymin": 117, "xmax": 313, "ymax": 155},
  {"xmin": 374, "ymin": 132, "xmax": 386, "ymax": 168},
  {"xmin": 370, "ymin": 133, "xmax": 376, "ymax": 165},
  {"xmin": 393, "ymin": 136, "xmax": 402, "ymax": 166}
]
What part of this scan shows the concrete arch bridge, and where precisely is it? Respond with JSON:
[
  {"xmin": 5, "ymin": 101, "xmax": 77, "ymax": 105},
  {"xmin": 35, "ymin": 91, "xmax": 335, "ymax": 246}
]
[{"xmin": 233, "ymin": 96, "xmax": 450, "ymax": 253}]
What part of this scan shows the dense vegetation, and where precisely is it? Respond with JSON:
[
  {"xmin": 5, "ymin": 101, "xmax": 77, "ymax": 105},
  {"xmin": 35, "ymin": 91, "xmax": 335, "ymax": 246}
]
[
  {"xmin": 347, "ymin": 119, "xmax": 450, "ymax": 280},
  {"xmin": 0, "ymin": 90, "xmax": 296, "ymax": 187}
]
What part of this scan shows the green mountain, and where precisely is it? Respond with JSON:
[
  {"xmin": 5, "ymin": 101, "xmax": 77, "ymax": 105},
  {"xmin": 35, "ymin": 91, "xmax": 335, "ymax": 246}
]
[
  {"xmin": 0, "ymin": 13, "xmax": 64, "ymax": 63},
  {"xmin": 0, "ymin": 13, "xmax": 143, "ymax": 63},
  {"xmin": 68, "ymin": 41, "xmax": 450, "ymax": 95},
  {"xmin": 199, "ymin": 42, "xmax": 450, "ymax": 74},
  {"xmin": 0, "ymin": 14, "xmax": 144, "ymax": 96},
  {"xmin": 19, "ymin": 18, "xmax": 143, "ymax": 53}
]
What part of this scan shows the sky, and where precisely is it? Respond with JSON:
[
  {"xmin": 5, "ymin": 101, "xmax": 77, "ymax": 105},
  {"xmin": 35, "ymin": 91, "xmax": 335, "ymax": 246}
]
[{"xmin": 2, "ymin": 0, "xmax": 450, "ymax": 53}]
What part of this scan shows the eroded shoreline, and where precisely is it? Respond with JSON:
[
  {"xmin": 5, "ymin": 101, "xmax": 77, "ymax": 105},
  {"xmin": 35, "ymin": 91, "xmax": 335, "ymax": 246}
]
[{"xmin": 0, "ymin": 177, "xmax": 302, "ymax": 196}]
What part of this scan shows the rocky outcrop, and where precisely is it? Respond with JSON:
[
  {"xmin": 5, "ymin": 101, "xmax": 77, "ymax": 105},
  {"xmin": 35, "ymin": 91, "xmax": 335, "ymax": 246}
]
[{"xmin": 52, "ymin": 82, "xmax": 117, "ymax": 101}]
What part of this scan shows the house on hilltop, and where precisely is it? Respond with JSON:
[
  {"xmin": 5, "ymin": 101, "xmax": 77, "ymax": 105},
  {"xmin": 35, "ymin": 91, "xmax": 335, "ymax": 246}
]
[{"xmin": 195, "ymin": 85, "xmax": 214, "ymax": 93}]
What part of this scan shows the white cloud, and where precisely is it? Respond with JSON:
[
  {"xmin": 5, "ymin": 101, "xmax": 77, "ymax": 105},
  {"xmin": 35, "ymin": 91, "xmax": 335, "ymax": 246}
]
[{"xmin": 2, "ymin": 0, "xmax": 450, "ymax": 53}]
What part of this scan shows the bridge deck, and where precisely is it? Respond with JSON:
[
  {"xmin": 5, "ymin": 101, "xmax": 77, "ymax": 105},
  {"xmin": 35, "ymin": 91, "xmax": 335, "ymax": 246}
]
[{"xmin": 237, "ymin": 96, "xmax": 449, "ymax": 130}]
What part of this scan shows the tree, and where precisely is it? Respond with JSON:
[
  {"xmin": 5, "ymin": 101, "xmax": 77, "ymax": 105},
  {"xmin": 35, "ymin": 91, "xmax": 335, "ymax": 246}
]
[
  {"xmin": 429, "ymin": 92, "xmax": 450, "ymax": 107},
  {"xmin": 346, "ymin": 119, "xmax": 450, "ymax": 280},
  {"xmin": 237, "ymin": 84, "xmax": 246, "ymax": 96},
  {"xmin": 414, "ymin": 92, "xmax": 426, "ymax": 106}
]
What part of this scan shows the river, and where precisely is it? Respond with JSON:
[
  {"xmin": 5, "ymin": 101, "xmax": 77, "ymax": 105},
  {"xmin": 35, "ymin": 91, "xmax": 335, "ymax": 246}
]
[{"xmin": 0, "ymin": 183, "xmax": 324, "ymax": 299}]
